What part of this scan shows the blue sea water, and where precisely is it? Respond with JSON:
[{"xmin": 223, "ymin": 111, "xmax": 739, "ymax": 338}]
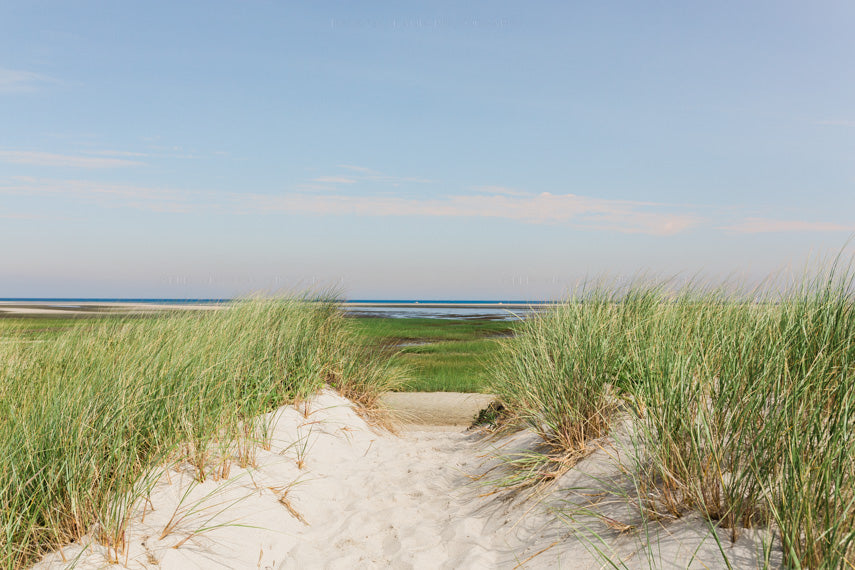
[
  {"xmin": 342, "ymin": 306, "xmax": 538, "ymax": 320},
  {"xmin": 0, "ymin": 299, "xmax": 550, "ymax": 320},
  {"xmin": 0, "ymin": 298, "xmax": 231, "ymax": 304}
]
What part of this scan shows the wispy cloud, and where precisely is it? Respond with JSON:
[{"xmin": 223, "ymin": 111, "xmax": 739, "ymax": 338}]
[
  {"xmin": 0, "ymin": 178, "xmax": 208, "ymax": 213},
  {"xmin": 83, "ymin": 150, "xmax": 150, "ymax": 158},
  {"xmin": 0, "ymin": 68, "xmax": 56, "ymax": 93},
  {"xmin": 10, "ymin": 174, "xmax": 845, "ymax": 238},
  {"xmin": 242, "ymin": 191, "xmax": 701, "ymax": 235},
  {"xmin": 334, "ymin": 165, "xmax": 432, "ymax": 185},
  {"xmin": 295, "ymin": 183, "xmax": 337, "ymax": 193},
  {"xmin": 0, "ymin": 176, "xmax": 698, "ymax": 234},
  {"xmin": 815, "ymin": 119, "xmax": 855, "ymax": 128},
  {"xmin": 297, "ymin": 165, "xmax": 432, "ymax": 194},
  {"xmin": 0, "ymin": 150, "xmax": 144, "ymax": 168},
  {"xmin": 336, "ymin": 164, "xmax": 374, "ymax": 174},
  {"xmin": 473, "ymin": 185, "xmax": 536, "ymax": 197},
  {"xmin": 312, "ymin": 176, "xmax": 357, "ymax": 184},
  {"xmin": 721, "ymin": 217, "xmax": 855, "ymax": 234},
  {"xmin": 0, "ymin": 212, "xmax": 40, "ymax": 220}
]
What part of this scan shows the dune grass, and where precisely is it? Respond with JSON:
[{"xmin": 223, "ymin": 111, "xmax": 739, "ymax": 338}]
[
  {"xmin": 349, "ymin": 317, "xmax": 515, "ymax": 392},
  {"xmin": 0, "ymin": 297, "xmax": 402, "ymax": 568},
  {"xmin": 488, "ymin": 265, "xmax": 855, "ymax": 568}
]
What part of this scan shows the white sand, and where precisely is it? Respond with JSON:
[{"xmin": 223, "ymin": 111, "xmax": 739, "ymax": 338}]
[
  {"xmin": 380, "ymin": 391, "xmax": 496, "ymax": 426},
  {"xmin": 35, "ymin": 392, "xmax": 779, "ymax": 569},
  {"xmin": 0, "ymin": 302, "xmax": 222, "ymax": 317}
]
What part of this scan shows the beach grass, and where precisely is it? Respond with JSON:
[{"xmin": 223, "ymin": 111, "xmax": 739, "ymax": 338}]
[
  {"xmin": 0, "ymin": 297, "xmax": 402, "ymax": 568},
  {"xmin": 11, "ymin": 288, "xmax": 855, "ymax": 567},
  {"xmin": 348, "ymin": 317, "xmax": 516, "ymax": 392},
  {"xmin": 488, "ymin": 265, "xmax": 855, "ymax": 568}
]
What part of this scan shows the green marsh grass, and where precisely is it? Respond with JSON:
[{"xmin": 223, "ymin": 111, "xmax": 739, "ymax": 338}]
[
  {"xmin": 0, "ymin": 297, "xmax": 402, "ymax": 568},
  {"xmin": 349, "ymin": 317, "xmax": 515, "ymax": 392},
  {"xmin": 348, "ymin": 317, "xmax": 515, "ymax": 343},
  {"xmin": 489, "ymin": 268, "xmax": 855, "ymax": 567}
]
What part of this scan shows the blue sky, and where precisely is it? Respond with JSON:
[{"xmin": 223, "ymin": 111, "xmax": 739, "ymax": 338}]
[{"xmin": 2, "ymin": 1, "xmax": 854, "ymax": 299}]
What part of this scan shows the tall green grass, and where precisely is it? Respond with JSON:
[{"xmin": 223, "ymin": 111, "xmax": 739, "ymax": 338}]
[
  {"xmin": 489, "ymin": 267, "xmax": 855, "ymax": 567},
  {"xmin": 0, "ymin": 298, "xmax": 401, "ymax": 568}
]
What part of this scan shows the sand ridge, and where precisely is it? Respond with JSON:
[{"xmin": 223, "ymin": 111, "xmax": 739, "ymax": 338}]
[{"xmin": 35, "ymin": 391, "xmax": 778, "ymax": 569}]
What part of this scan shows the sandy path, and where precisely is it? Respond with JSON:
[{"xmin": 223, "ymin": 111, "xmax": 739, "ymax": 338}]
[
  {"xmin": 36, "ymin": 392, "xmax": 778, "ymax": 569},
  {"xmin": 380, "ymin": 391, "xmax": 496, "ymax": 426}
]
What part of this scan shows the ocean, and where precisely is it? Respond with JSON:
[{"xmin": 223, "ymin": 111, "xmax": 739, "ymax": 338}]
[{"xmin": 0, "ymin": 299, "xmax": 552, "ymax": 320}]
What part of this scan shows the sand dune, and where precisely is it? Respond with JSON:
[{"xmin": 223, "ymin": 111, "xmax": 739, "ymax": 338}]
[{"xmin": 35, "ymin": 392, "xmax": 778, "ymax": 569}]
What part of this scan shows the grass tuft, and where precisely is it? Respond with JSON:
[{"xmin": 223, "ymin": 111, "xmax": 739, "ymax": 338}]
[
  {"xmin": 488, "ymin": 263, "xmax": 855, "ymax": 568},
  {"xmin": 0, "ymin": 296, "xmax": 400, "ymax": 568}
]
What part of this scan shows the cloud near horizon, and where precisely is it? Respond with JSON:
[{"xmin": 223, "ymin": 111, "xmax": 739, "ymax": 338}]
[
  {"xmin": 5, "ymin": 176, "xmax": 850, "ymax": 237},
  {"xmin": 815, "ymin": 119, "xmax": 855, "ymax": 128},
  {"xmin": 0, "ymin": 150, "xmax": 144, "ymax": 168},
  {"xmin": 242, "ymin": 191, "xmax": 701, "ymax": 235},
  {"xmin": 1, "ymin": 177, "xmax": 696, "ymax": 234},
  {"xmin": 1, "ymin": 178, "xmax": 203, "ymax": 213},
  {"xmin": 720, "ymin": 217, "xmax": 855, "ymax": 234}
]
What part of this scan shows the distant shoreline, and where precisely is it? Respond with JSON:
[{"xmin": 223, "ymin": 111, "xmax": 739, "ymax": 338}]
[
  {"xmin": 0, "ymin": 298, "xmax": 552, "ymax": 305},
  {"xmin": 345, "ymin": 301, "xmax": 553, "ymax": 309},
  {"xmin": 0, "ymin": 299, "xmax": 555, "ymax": 318}
]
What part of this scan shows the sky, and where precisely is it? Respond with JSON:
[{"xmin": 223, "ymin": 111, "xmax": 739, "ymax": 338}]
[{"xmin": 2, "ymin": 1, "xmax": 854, "ymax": 299}]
